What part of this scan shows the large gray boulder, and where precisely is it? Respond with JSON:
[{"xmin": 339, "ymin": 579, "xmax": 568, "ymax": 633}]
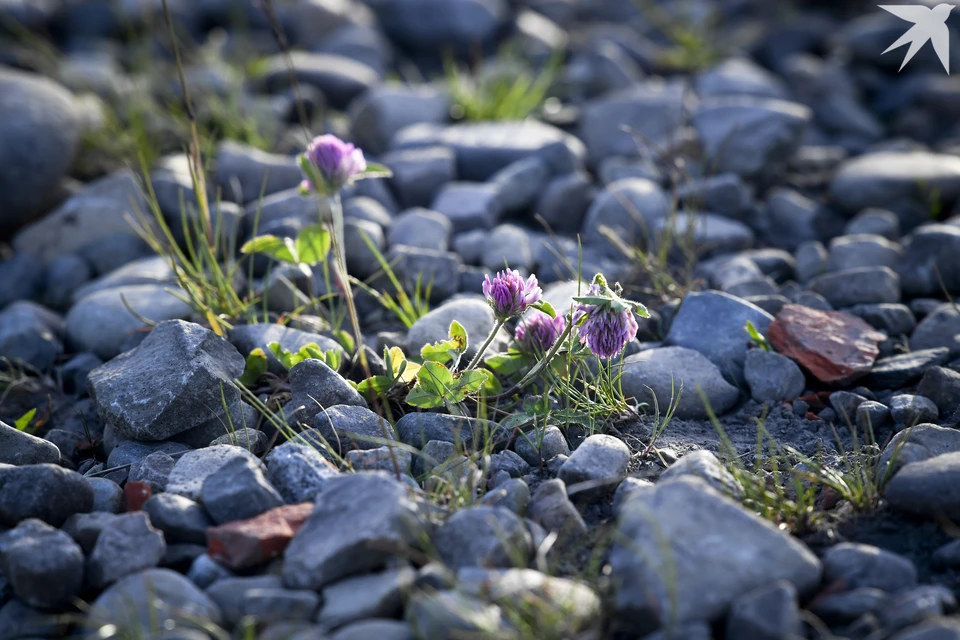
[
  {"xmin": 88, "ymin": 320, "xmax": 245, "ymax": 442},
  {"xmin": 0, "ymin": 68, "xmax": 80, "ymax": 234}
]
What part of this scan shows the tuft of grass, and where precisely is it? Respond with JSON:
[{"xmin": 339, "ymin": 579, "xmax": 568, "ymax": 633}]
[
  {"xmin": 631, "ymin": 0, "xmax": 724, "ymax": 72},
  {"xmin": 351, "ymin": 231, "xmax": 432, "ymax": 329},
  {"xmin": 445, "ymin": 52, "xmax": 560, "ymax": 122}
]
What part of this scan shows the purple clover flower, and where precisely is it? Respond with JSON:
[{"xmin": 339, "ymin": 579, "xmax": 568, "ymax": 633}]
[
  {"xmin": 516, "ymin": 311, "xmax": 566, "ymax": 354},
  {"xmin": 301, "ymin": 134, "xmax": 366, "ymax": 194},
  {"xmin": 482, "ymin": 269, "xmax": 542, "ymax": 321},
  {"xmin": 573, "ymin": 284, "xmax": 639, "ymax": 359}
]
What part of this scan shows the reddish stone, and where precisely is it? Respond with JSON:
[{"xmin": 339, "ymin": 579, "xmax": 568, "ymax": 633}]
[
  {"xmin": 768, "ymin": 305, "xmax": 885, "ymax": 385},
  {"xmin": 123, "ymin": 481, "xmax": 152, "ymax": 512},
  {"xmin": 796, "ymin": 391, "xmax": 832, "ymax": 410},
  {"xmin": 207, "ymin": 502, "xmax": 314, "ymax": 570}
]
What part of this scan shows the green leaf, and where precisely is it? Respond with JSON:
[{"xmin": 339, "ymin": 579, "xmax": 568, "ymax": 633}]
[
  {"xmin": 633, "ymin": 301, "xmax": 651, "ymax": 318},
  {"xmin": 268, "ymin": 342, "xmax": 297, "ymax": 369},
  {"xmin": 238, "ymin": 348, "xmax": 269, "ymax": 386},
  {"xmin": 745, "ymin": 320, "xmax": 770, "ymax": 352},
  {"xmin": 484, "ymin": 350, "xmax": 528, "ymax": 377},
  {"xmin": 358, "ymin": 162, "xmax": 393, "ymax": 180},
  {"xmin": 13, "ymin": 408, "xmax": 36, "ymax": 432},
  {"xmin": 240, "ymin": 234, "xmax": 298, "ymax": 263},
  {"xmin": 333, "ymin": 330, "xmax": 355, "ymax": 353},
  {"xmin": 529, "ymin": 300, "xmax": 557, "ymax": 318},
  {"xmin": 448, "ymin": 320, "xmax": 468, "ymax": 350},
  {"xmin": 456, "ymin": 369, "xmax": 491, "ymax": 396},
  {"xmin": 357, "ymin": 375, "xmax": 397, "ymax": 396},
  {"xmin": 499, "ymin": 412, "xmax": 534, "ymax": 432},
  {"xmin": 295, "ymin": 225, "xmax": 331, "ymax": 266},
  {"xmin": 406, "ymin": 361, "xmax": 454, "ymax": 408}
]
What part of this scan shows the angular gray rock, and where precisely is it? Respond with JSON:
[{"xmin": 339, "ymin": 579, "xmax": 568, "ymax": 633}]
[
  {"xmin": 659, "ymin": 450, "xmax": 744, "ymax": 500},
  {"xmin": 528, "ymin": 478, "xmax": 587, "ymax": 541},
  {"xmin": 316, "ymin": 567, "xmax": 415, "ymax": 629},
  {"xmin": 88, "ymin": 569, "xmax": 222, "ymax": 632},
  {"xmin": 309, "ymin": 404, "xmax": 395, "ymax": 455},
  {"xmin": 88, "ymin": 320, "xmax": 244, "ymax": 441},
  {"xmin": 165, "ymin": 445, "xmax": 260, "ymax": 502},
  {"xmin": 265, "ymin": 442, "xmax": 340, "ymax": 504},
  {"xmin": 0, "ymin": 420, "xmax": 60, "ymax": 466},
  {"xmin": 0, "ymin": 301, "xmax": 64, "ymax": 372},
  {"xmin": 558, "ymin": 434, "xmax": 630, "ymax": 501},
  {"xmin": 620, "ymin": 346, "xmax": 740, "ymax": 419},
  {"xmin": 809, "ymin": 266, "xmax": 901, "ymax": 307},
  {"xmin": 284, "ymin": 359, "xmax": 367, "ymax": 428},
  {"xmin": 433, "ymin": 506, "xmax": 533, "ymax": 571},
  {"xmin": 822, "ymin": 543, "xmax": 918, "ymax": 592},
  {"xmin": 611, "ymin": 477, "xmax": 822, "ymax": 632},
  {"xmin": 282, "ymin": 473, "xmax": 427, "ymax": 590},
  {"xmin": 87, "ymin": 512, "xmax": 167, "ymax": 588},
  {"xmin": 725, "ymin": 581, "xmax": 802, "ymax": 640},
  {"xmin": 744, "ymin": 349, "xmax": 806, "ymax": 403},
  {"xmin": 143, "ymin": 493, "xmax": 212, "ymax": 545},
  {"xmin": 0, "ymin": 464, "xmax": 93, "ymax": 527},
  {"xmin": 2, "ymin": 518, "xmax": 84, "ymax": 609},
  {"xmin": 665, "ymin": 291, "xmax": 774, "ymax": 385},
  {"xmin": 201, "ymin": 456, "xmax": 284, "ymax": 525},
  {"xmin": 885, "ymin": 452, "xmax": 960, "ymax": 521}
]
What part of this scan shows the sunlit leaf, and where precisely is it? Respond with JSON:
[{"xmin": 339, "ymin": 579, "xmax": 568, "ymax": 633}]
[
  {"xmin": 238, "ymin": 348, "xmax": 268, "ymax": 386},
  {"xmin": 295, "ymin": 225, "xmax": 331, "ymax": 266},
  {"xmin": 529, "ymin": 300, "xmax": 557, "ymax": 318},
  {"xmin": 14, "ymin": 408, "xmax": 36, "ymax": 432},
  {"xmin": 240, "ymin": 234, "xmax": 297, "ymax": 263}
]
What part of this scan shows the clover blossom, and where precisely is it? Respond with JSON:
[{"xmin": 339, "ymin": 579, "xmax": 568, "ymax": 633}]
[
  {"xmin": 516, "ymin": 311, "xmax": 566, "ymax": 354},
  {"xmin": 572, "ymin": 276, "xmax": 646, "ymax": 359},
  {"xmin": 482, "ymin": 269, "xmax": 542, "ymax": 321},
  {"xmin": 299, "ymin": 134, "xmax": 367, "ymax": 195}
]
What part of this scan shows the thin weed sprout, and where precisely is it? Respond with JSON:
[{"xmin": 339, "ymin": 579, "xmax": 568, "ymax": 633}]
[{"xmin": 445, "ymin": 49, "xmax": 561, "ymax": 122}]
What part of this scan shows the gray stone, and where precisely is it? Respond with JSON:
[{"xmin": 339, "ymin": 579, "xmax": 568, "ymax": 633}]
[
  {"xmin": 344, "ymin": 218, "xmax": 386, "ymax": 280},
  {"xmin": 0, "ymin": 420, "xmax": 60, "ymax": 466},
  {"xmin": 611, "ymin": 477, "xmax": 822, "ymax": 631},
  {"xmin": 186, "ymin": 554, "xmax": 232, "ymax": 589},
  {"xmin": 62, "ymin": 511, "xmax": 119, "ymax": 553},
  {"xmin": 106, "ymin": 441, "xmax": 189, "ymax": 470},
  {"xmin": 489, "ymin": 157, "xmax": 549, "ymax": 214},
  {"xmin": 890, "ymin": 618, "xmax": 960, "ymax": 640},
  {"xmin": 809, "ymin": 266, "xmax": 900, "ymax": 307},
  {"xmin": 258, "ymin": 51, "xmax": 378, "ymax": 110},
  {"xmin": 434, "ymin": 505, "xmax": 532, "ymax": 571},
  {"xmin": 558, "ymin": 434, "xmax": 630, "ymax": 502},
  {"xmin": 857, "ymin": 401, "xmax": 891, "ymax": 432},
  {"xmin": 620, "ymin": 346, "xmax": 740, "ymax": 419},
  {"xmin": 388, "ymin": 208, "xmax": 452, "ymax": 252},
  {"xmin": 1, "ymin": 519, "xmax": 84, "ymax": 609},
  {"xmin": 331, "ymin": 619, "xmax": 414, "ymax": 640},
  {"xmin": 214, "ymin": 141, "xmax": 300, "ymax": 204},
  {"xmin": 165, "ymin": 445, "xmax": 259, "ymax": 502},
  {"xmin": 0, "ymin": 68, "xmax": 80, "ymax": 234},
  {"xmin": 396, "ymin": 412, "xmax": 504, "ymax": 451},
  {"xmin": 282, "ymin": 473, "xmax": 428, "ymax": 590},
  {"xmin": 0, "ymin": 253, "xmax": 44, "ymax": 310},
  {"xmin": 309, "ymin": 404, "xmax": 396, "ymax": 455},
  {"xmin": 579, "ymin": 81, "xmax": 686, "ymax": 164},
  {"xmin": 744, "ymin": 349, "xmax": 806, "ymax": 403},
  {"xmin": 885, "ymin": 452, "xmax": 960, "ymax": 520},
  {"xmin": 912, "ymin": 305, "xmax": 960, "ymax": 357},
  {"xmin": 209, "ymin": 428, "xmax": 268, "ymax": 455},
  {"xmin": 44, "ymin": 253, "xmax": 93, "ymax": 310},
  {"xmin": 407, "ymin": 298, "xmax": 508, "ymax": 363},
  {"xmin": 890, "ymin": 395, "xmax": 939, "ymax": 427},
  {"xmin": 0, "ymin": 464, "xmax": 93, "ymax": 527},
  {"xmin": 0, "ymin": 301, "xmax": 63, "ymax": 372},
  {"xmin": 430, "ymin": 182, "xmax": 502, "ymax": 232},
  {"xmin": 406, "ymin": 590, "xmax": 504, "ymax": 640},
  {"xmin": 665, "ymin": 291, "xmax": 774, "ymax": 385},
  {"xmin": 918, "ymin": 366, "xmax": 960, "ymax": 420},
  {"xmin": 846, "ymin": 208, "xmax": 900, "ymax": 240},
  {"xmin": 205, "ymin": 575, "xmax": 282, "ymax": 626},
  {"xmin": 71, "ymin": 255, "xmax": 176, "ymax": 304},
  {"xmin": 580, "ymin": 178, "xmax": 670, "ymax": 256},
  {"xmin": 383, "ymin": 245, "xmax": 462, "ymax": 301},
  {"xmin": 659, "ymin": 450, "xmax": 743, "ymax": 500},
  {"xmin": 392, "ymin": 119, "xmax": 584, "ymax": 181},
  {"xmin": 849, "ymin": 303, "xmax": 917, "ymax": 336},
  {"xmin": 13, "ymin": 170, "xmax": 148, "ymax": 265},
  {"xmin": 809, "ymin": 587, "xmax": 887, "ymax": 626},
  {"xmin": 89, "ymin": 569, "xmax": 221, "ymax": 631},
  {"xmin": 823, "ymin": 542, "xmax": 918, "ymax": 592},
  {"xmin": 794, "ymin": 239, "xmax": 828, "ymax": 281},
  {"xmin": 382, "ymin": 147, "xmax": 455, "ymax": 209},
  {"xmin": 242, "ymin": 587, "xmax": 321, "ymax": 624},
  {"xmin": 488, "ymin": 449, "xmax": 530, "ymax": 478},
  {"xmin": 143, "ymin": 493, "xmax": 212, "ymax": 545},
  {"xmin": 513, "ymin": 425, "xmax": 569, "ymax": 466},
  {"xmin": 898, "ymin": 224, "xmax": 960, "ymax": 297},
  {"xmin": 536, "ymin": 171, "xmax": 594, "ymax": 234},
  {"xmin": 652, "ymin": 212, "xmax": 755, "ymax": 258},
  {"xmin": 0, "ymin": 597, "xmax": 65, "ymax": 638},
  {"xmin": 346, "ymin": 446, "xmax": 412, "ymax": 475},
  {"xmin": 725, "ymin": 580, "xmax": 802, "ymax": 640},
  {"xmin": 88, "ymin": 512, "xmax": 167, "ymax": 588},
  {"xmin": 284, "ymin": 359, "xmax": 367, "ymax": 428},
  {"xmin": 201, "ymin": 457, "xmax": 284, "ymax": 525},
  {"xmin": 128, "ymin": 451, "xmax": 176, "ymax": 493},
  {"xmin": 768, "ymin": 190, "xmax": 821, "ymax": 251},
  {"xmin": 265, "ymin": 442, "xmax": 340, "ymax": 504},
  {"xmin": 483, "ymin": 224, "xmax": 533, "ymax": 271},
  {"xmin": 827, "ymin": 234, "xmax": 902, "ymax": 272},
  {"xmin": 229, "ymin": 323, "xmax": 343, "ymax": 376},
  {"xmin": 316, "ymin": 567, "xmax": 415, "ymax": 629},
  {"xmin": 349, "ymin": 85, "xmax": 450, "ymax": 156},
  {"xmin": 366, "ymin": 0, "xmax": 506, "ymax": 54},
  {"xmin": 880, "ymin": 423, "xmax": 960, "ymax": 477},
  {"xmin": 528, "ymin": 478, "xmax": 586, "ymax": 541},
  {"xmin": 879, "ymin": 586, "xmax": 956, "ymax": 633},
  {"xmin": 693, "ymin": 96, "xmax": 811, "ymax": 179},
  {"xmin": 88, "ymin": 320, "xmax": 244, "ymax": 440},
  {"xmin": 830, "ymin": 152, "xmax": 960, "ymax": 218},
  {"xmin": 481, "ymin": 478, "xmax": 530, "ymax": 515},
  {"xmin": 88, "ymin": 477, "xmax": 123, "ymax": 513}
]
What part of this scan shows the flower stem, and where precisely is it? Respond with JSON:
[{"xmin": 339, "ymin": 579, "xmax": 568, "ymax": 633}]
[
  {"xmin": 494, "ymin": 321, "xmax": 574, "ymax": 399},
  {"xmin": 464, "ymin": 319, "xmax": 505, "ymax": 371},
  {"xmin": 327, "ymin": 193, "xmax": 369, "ymax": 378}
]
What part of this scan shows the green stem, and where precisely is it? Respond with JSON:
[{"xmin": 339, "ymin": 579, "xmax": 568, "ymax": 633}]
[
  {"xmin": 494, "ymin": 321, "xmax": 575, "ymax": 399},
  {"xmin": 326, "ymin": 193, "xmax": 369, "ymax": 378},
  {"xmin": 464, "ymin": 319, "xmax": 505, "ymax": 371}
]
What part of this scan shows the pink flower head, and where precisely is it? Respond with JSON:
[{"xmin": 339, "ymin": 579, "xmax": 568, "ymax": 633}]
[
  {"xmin": 573, "ymin": 283, "xmax": 639, "ymax": 359},
  {"xmin": 301, "ymin": 134, "xmax": 366, "ymax": 194},
  {"xmin": 516, "ymin": 311, "xmax": 566, "ymax": 354},
  {"xmin": 482, "ymin": 269, "xmax": 542, "ymax": 321}
]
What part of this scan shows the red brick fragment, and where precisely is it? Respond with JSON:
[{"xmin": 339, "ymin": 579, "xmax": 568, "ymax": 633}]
[
  {"xmin": 207, "ymin": 502, "xmax": 313, "ymax": 570},
  {"xmin": 123, "ymin": 481, "xmax": 152, "ymax": 512},
  {"xmin": 768, "ymin": 305, "xmax": 885, "ymax": 385}
]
